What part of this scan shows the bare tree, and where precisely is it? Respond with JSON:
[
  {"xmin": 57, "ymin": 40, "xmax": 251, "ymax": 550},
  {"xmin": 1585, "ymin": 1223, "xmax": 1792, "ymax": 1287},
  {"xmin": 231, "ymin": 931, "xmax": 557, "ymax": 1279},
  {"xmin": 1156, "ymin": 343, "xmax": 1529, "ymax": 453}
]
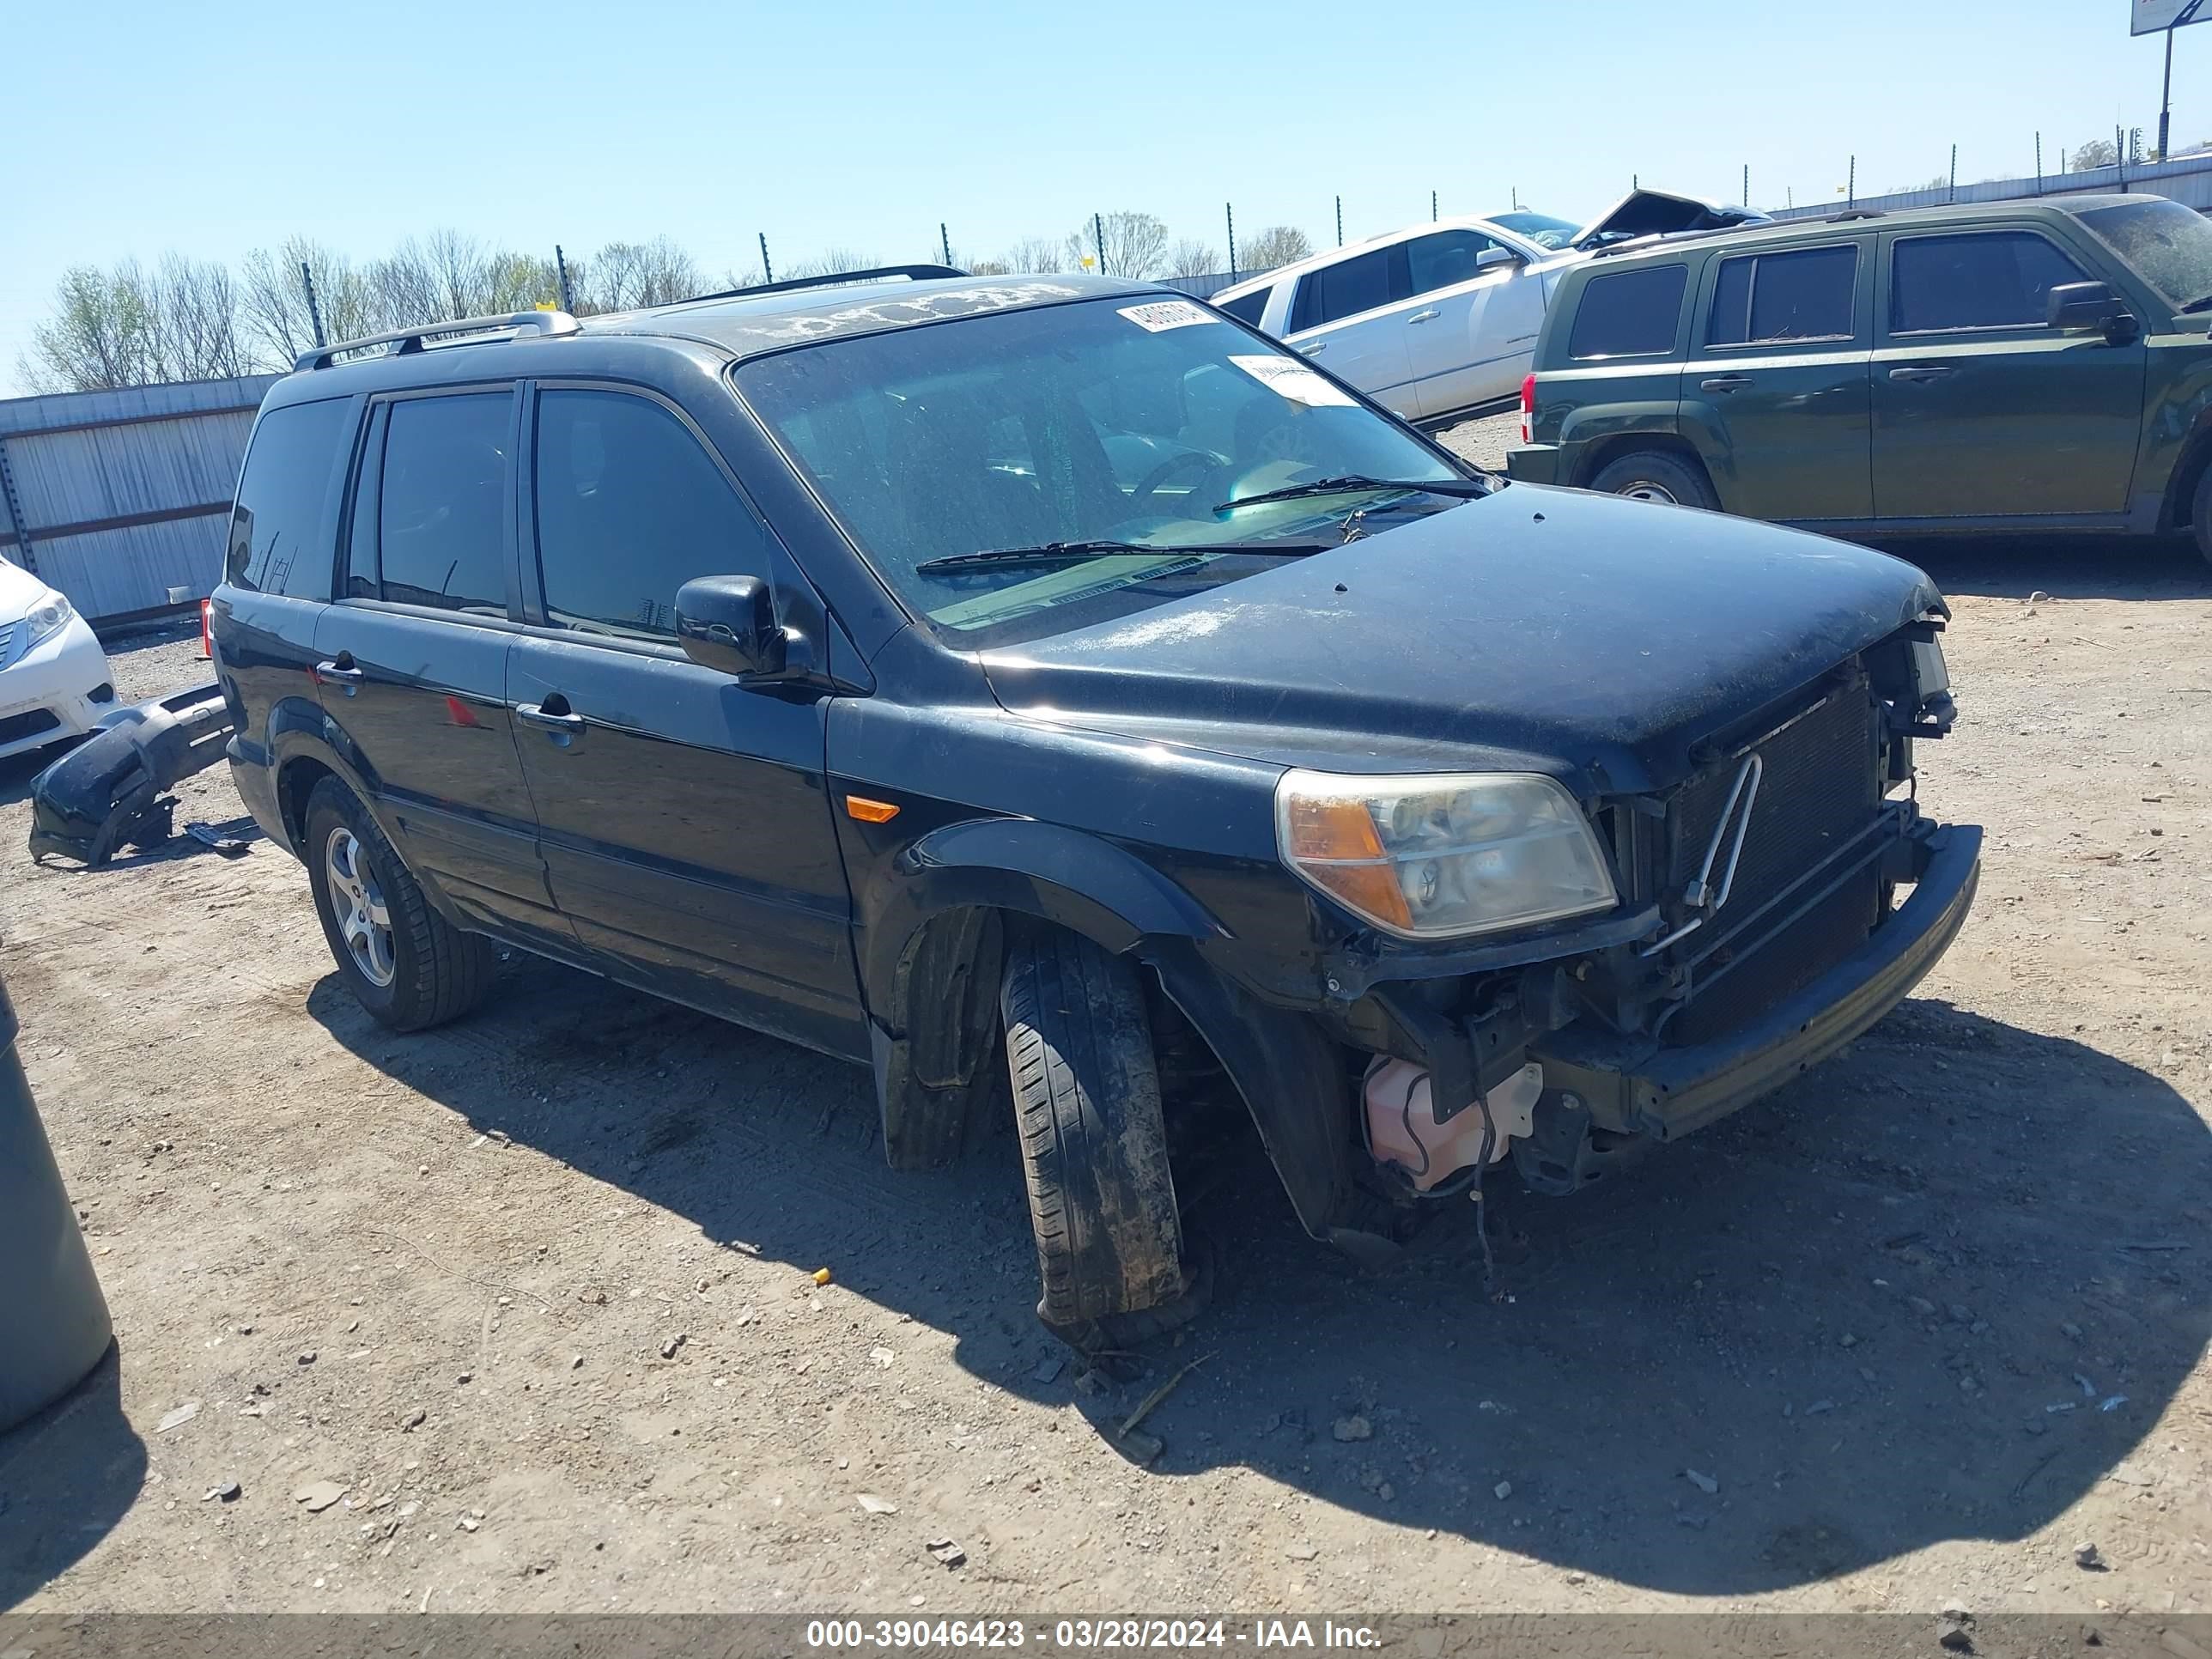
[
  {"xmin": 999, "ymin": 236, "xmax": 1066, "ymax": 274},
  {"xmin": 581, "ymin": 235, "xmax": 702, "ymax": 311},
  {"xmin": 963, "ymin": 257, "xmax": 1013, "ymax": 276},
  {"xmin": 21, "ymin": 255, "xmax": 255, "ymax": 392},
  {"xmin": 240, "ymin": 237, "xmax": 384, "ymax": 362},
  {"xmin": 1238, "ymin": 225, "xmax": 1314, "ymax": 274},
  {"xmin": 1165, "ymin": 238, "xmax": 1222, "ymax": 279},
  {"xmin": 1063, "ymin": 211, "xmax": 1170, "ymax": 278},
  {"xmin": 2071, "ymin": 137, "xmax": 2119, "ymax": 172},
  {"xmin": 783, "ymin": 246, "xmax": 884, "ymax": 280},
  {"xmin": 148, "ymin": 254, "xmax": 251, "ymax": 380}
]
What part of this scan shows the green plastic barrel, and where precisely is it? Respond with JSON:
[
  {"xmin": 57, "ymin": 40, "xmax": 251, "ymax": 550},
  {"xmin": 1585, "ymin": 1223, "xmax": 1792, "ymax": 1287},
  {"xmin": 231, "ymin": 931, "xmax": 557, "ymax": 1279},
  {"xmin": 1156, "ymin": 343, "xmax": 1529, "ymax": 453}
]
[{"xmin": 0, "ymin": 970, "xmax": 113, "ymax": 1431}]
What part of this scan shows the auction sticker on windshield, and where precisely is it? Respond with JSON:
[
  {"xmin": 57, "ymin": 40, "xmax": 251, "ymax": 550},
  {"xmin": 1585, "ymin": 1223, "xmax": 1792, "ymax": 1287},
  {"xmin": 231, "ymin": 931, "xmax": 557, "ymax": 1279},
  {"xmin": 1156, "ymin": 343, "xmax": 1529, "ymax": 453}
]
[
  {"xmin": 1230, "ymin": 354, "xmax": 1356, "ymax": 408},
  {"xmin": 1117, "ymin": 300, "xmax": 1212, "ymax": 331}
]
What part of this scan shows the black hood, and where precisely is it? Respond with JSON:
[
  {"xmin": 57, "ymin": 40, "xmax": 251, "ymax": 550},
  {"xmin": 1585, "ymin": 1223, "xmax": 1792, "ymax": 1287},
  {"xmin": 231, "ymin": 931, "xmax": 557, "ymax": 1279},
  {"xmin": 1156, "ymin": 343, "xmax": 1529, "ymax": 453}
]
[{"xmin": 978, "ymin": 486, "xmax": 1944, "ymax": 796}]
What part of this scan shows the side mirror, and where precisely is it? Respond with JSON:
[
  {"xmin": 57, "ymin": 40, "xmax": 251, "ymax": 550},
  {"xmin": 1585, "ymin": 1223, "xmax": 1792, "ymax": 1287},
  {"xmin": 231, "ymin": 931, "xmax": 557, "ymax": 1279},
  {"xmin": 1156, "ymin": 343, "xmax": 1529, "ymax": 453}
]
[
  {"xmin": 1475, "ymin": 246, "xmax": 1520, "ymax": 273},
  {"xmin": 675, "ymin": 574, "xmax": 786, "ymax": 678},
  {"xmin": 2045, "ymin": 280, "xmax": 2134, "ymax": 340}
]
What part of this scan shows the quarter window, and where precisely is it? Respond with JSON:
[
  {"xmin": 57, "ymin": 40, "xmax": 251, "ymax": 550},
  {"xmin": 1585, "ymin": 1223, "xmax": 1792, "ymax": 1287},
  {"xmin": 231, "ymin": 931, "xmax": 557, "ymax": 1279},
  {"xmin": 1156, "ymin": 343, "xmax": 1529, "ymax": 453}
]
[
  {"xmin": 1707, "ymin": 245, "xmax": 1859, "ymax": 345},
  {"xmin": 375, "ymin": 393, "xmax": 511, "ymax": 615},
  {"xmin": 226, "ymin": 398, "xmax": 351, "ymax": 600},
  {"xmin": 1216, "ymin": 288, "xmax": 1271, "ymax": 326},
  {"xmin": 1566, "ymin": 264, "xmax": 1689, "ymax": 360},
  {"xmin": 532, "ymin": 390, "xmax": 772, "ymax": 642},
  {"xmin": 1289, "ymin": 248, "xmax": 1406, "ymax": 331},
  {"xmin": 1890, "ymin": 232, "xmax": 2089, "ymax": 333}
]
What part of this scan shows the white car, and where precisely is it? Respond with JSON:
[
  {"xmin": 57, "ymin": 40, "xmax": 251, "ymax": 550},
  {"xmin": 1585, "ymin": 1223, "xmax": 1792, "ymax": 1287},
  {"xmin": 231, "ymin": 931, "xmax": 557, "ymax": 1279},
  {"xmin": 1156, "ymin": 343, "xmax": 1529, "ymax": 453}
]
[
  {"xmin": 1213, "ymin": 191, "xmax": 1768, "ymax": 424},
  {"xmin": 0, "ymin": 560, "xmax": 113, "ymax": 763}
]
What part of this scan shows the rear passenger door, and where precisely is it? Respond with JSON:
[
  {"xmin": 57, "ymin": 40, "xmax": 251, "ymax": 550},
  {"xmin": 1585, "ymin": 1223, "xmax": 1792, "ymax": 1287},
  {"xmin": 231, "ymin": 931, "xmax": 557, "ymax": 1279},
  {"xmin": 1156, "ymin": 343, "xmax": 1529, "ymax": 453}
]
[
  {"xmin": 317, "ymin": 386, "xmax": 568, "ymax": 950},
  {"xmin": 505, "ymin": 382, "xmax": 865, "ymax": 1058},
  {"xmin": 1684, "ymin": 239, "xmax": 1873, "ymax": 521},
  {"xmin": 1281, "ymin": 246, "xmax": 1419, "ymax": 416},
  {"xmin": 1870, "ymin": 227, "xmax": 2146, "ymax": 519}
]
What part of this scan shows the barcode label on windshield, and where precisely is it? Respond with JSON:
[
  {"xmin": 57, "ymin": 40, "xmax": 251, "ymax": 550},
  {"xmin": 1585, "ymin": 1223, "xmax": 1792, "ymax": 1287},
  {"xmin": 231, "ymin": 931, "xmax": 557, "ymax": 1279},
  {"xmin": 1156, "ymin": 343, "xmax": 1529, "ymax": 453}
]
[{"xmin": 1118, "ymin": 300, "xmax": 1212, "ymax": 331}]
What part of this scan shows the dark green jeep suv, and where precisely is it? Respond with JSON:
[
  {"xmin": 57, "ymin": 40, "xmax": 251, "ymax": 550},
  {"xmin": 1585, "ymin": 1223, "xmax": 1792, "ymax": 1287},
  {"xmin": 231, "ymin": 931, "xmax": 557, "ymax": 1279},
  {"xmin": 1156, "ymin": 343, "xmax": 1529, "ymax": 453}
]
[{"xmin": 1506, "ymin": 193, "xmax": 2212, "ymax": 565}]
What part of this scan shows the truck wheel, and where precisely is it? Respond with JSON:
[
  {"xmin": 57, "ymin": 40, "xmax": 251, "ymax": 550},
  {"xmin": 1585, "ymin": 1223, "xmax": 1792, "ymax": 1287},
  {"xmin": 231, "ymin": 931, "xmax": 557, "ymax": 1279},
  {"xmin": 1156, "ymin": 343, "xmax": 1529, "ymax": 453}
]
[
  {"xmin": 2191, "ymin": 467, "xmax": 2212, "ymax": 569},
  {"xmin": 1001, "ymin": 931, "xmax": 1205, "ymax": 1350},
  {"xmin": 1589, "ymin": 450, "xmax": 1718, "ymax": 510},
  {"xmin": 304, "ymin": 778, "xmax": 493, "ymax": 1032}
]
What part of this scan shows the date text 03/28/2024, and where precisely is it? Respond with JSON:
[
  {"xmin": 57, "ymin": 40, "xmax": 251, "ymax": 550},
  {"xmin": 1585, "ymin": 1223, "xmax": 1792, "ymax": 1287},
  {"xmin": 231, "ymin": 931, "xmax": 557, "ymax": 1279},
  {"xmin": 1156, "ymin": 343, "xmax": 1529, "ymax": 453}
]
[{"xmin": 804, "ymin": 1620, "xmax": 1382, "ymax": 1650}]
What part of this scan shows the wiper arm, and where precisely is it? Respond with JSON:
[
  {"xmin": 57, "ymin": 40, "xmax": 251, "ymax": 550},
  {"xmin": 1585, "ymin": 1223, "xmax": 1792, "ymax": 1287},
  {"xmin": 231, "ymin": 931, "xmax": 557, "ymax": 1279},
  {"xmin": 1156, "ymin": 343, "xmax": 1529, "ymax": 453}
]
[
  {"xmin": 1214, "ymin": 474, "xmax": 1491, "ymax": 513},
  {"xmin": 2179, "ymin": 294, "xmax": 2212, "ymax": 314},
  {"xmin": 913, "ymin": 539, "xmax": 1328, "ymax": 575}
]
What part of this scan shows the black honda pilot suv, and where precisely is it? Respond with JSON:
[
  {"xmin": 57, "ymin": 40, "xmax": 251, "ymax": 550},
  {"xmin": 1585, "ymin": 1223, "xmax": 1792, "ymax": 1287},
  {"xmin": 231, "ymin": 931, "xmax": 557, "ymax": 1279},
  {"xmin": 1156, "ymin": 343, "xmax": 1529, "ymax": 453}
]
[{"xmin": 213, "ymin": 268, "xmax": 1979, "ymax": 1348}]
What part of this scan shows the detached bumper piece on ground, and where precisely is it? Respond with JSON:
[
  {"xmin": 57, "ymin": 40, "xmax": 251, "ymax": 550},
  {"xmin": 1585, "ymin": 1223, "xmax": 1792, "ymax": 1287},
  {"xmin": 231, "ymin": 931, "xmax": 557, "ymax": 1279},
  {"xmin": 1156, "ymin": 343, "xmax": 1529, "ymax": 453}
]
[{"xmin": 27, "ymin": 684, "xmax": 238, "ymax": 868}]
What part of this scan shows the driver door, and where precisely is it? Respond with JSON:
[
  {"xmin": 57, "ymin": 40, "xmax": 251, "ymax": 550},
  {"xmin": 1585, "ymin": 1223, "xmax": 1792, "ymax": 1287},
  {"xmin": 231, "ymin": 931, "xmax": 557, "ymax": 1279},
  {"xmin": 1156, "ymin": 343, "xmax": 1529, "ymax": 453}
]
[{"xmin": 504, "ymin": 381, "xmax": 866, "ymax": 1058}]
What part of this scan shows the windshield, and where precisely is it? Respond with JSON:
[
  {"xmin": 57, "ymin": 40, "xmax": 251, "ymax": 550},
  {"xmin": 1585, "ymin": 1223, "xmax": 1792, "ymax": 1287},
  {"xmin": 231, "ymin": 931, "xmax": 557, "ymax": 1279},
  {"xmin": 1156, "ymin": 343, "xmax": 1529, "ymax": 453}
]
[
  {"xmin": 1490, "ymin": 212, "xmax": 1580, "ymax": 252},
  {"xmin": 2074, "ymin": 198, "xmax": 2212, "ymax": 308},
  {"xmin": 735, "ymin": 295, "xmax": 1476, "ymax": 647}
]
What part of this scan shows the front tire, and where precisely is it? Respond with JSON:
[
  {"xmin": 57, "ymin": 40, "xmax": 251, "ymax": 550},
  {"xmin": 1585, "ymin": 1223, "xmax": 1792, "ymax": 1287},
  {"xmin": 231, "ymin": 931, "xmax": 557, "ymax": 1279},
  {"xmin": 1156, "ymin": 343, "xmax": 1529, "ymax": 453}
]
[
  {"xmin": 1001, "ymin": 931, "xmax": 1204, "ymax": 1349},
  {"xmin": 1589, "ymin": 449, "xmax": 1719, "ymax": 510},
  {"xmin": 303, "ymin": 778, "xmax": 492, "ymax": 1031},
  {"xmin": 2190, "ymin": 466, "xmax": 2212, "ymax": 569}
]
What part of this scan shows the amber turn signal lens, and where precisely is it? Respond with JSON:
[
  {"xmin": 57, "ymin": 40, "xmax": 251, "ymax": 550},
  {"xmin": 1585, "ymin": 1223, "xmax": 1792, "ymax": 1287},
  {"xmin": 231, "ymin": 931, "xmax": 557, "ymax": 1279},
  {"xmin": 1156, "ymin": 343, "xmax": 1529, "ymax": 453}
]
[
  {"xmin": 1281, "ymin": 796, "xmax": 1413, "ymax": 932},
  {"xmin": 844, "ymin": 795, "xmax": 900, "ymax": 823}
]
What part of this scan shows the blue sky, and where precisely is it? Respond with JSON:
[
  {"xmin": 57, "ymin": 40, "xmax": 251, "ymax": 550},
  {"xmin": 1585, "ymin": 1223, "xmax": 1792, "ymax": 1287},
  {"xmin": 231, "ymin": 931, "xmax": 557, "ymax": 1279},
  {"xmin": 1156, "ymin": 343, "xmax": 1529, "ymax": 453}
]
[{"xmin": 2, "ymin": 0, "xmax": 2201, "ymax": 392}]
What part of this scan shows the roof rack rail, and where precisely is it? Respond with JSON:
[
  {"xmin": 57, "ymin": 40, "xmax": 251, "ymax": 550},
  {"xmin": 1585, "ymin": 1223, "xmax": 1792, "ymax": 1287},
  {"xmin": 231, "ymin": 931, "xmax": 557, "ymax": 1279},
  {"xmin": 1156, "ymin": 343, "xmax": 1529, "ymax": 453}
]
[
  {"xmin": 680, "ymin": 264, "xmax": 969, "ymax": 306},
  {"xmin": 1826, "ymin": 208, "xmax": 1887, "ymax": 222},
  {"xmin": 295, "ymin": 310, "xmax": 580, "ymax": 372}
]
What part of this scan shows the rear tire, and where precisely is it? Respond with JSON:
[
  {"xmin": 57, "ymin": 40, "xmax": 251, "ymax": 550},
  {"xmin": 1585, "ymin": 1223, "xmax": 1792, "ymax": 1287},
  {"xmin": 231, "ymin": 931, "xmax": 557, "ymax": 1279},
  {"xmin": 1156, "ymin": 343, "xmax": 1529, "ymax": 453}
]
[
  {"xmin": 304, "ymin": 778, "xmax": 493, "ymax": 1031},
  {"xmin": 2190, "ymin": 466, "xmax": 2212, "ymax": 569},
  {"xmin": 1001, "ymin": 931, "xmax": 1205, "ymax": 1350},
  {"xmin": 1589, "ymin": 450, "xmax": 1719, "ymax": 510}
]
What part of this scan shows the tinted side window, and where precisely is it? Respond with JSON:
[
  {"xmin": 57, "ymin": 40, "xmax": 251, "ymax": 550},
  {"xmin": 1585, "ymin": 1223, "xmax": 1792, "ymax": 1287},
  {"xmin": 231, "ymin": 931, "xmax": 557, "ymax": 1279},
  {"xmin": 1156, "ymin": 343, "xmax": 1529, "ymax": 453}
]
[
  {"xmin": 1217, "ymin": 288, "xmax": 1270, "ymax": 326},
  {"xmin": 1708, "ymin": 246, "xmax": 1858, "ymax": 345},
  {"xmin": 1891, "ymin": 232, "xmax": 2089, "ymax": 332},
  {"xmin": 533, "ymin": 390, "xmax": 772, "ymax": 641},
  {"xmin": 1566, "ymin": 264, "xmax": 1689, "ymax": 360},
  {"xmin": 1405, "ymin": 230, "xmax": 1504, "ymax": 295},
  {"xmin": 226, "ymin": 398, "xmax": 351, "ymax": 599},
  {"xmin": 1290, "ymin": 248, "xmax": 1402, "ymax": 331},
  {"xmin": 376, "ymin": 393, "xmax": 511, "ymax": 615}
]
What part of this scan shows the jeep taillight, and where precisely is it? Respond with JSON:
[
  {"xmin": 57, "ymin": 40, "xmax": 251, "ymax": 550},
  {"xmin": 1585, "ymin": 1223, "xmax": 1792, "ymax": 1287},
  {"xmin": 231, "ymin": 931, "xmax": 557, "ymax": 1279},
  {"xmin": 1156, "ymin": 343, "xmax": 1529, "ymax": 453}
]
[{"xmin": 1519, "ymin": 373, "xmax": 1536, "ymax": 446}]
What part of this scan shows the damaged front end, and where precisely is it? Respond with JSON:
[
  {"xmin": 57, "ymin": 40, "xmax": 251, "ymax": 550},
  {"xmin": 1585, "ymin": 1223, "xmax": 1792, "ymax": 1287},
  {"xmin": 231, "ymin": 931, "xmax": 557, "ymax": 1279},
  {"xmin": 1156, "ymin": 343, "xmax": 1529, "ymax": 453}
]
[{"xmin": 1310, "ymin": 612, "xmax": 1977, "ymax": 1204}]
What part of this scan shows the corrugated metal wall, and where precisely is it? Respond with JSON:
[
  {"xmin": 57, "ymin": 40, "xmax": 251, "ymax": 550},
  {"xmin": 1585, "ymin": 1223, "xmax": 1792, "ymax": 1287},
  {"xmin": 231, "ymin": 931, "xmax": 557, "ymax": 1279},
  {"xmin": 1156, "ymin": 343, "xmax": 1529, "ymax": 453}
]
[{"xmin": 0, "ymin": 374, "xmax": 276, "ymax": 624}]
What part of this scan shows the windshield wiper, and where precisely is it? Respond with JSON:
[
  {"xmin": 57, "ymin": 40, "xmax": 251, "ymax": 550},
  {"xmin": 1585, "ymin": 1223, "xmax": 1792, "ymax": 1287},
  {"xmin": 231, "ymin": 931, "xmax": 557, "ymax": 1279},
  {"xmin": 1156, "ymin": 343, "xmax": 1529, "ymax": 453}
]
[
  {"xmin": 2179, "ymin": 294, "xmax": 2212, "ymax": 314},
  {"xmin": 1213, "ymin": 474, "xmax": 1492, "ymax": 514},
  {"xmin": 914, "ymin": 539, "xmax": 1326, "ymax": 574}
]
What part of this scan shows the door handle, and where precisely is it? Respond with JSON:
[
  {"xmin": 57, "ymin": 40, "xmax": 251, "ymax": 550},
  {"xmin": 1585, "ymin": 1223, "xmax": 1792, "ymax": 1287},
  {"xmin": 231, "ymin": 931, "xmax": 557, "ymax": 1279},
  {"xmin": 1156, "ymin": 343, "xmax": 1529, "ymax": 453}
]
[
  {"xmin": 1888, "ymin": 365, "xmax": 1958, "ymax": 383},
  {"xmin": 515, "ymin": 701, "xmax": 585, "ymax": 732},
  {"xmin": 1407, "ymin": 309, "xmax": 1440, "ymax": 324},
  {"xmin": 1297, "ymin": 341, "xmax": 1326, "ymax": 356},
  {"xmin": 314, "ymin": 658, "xmax": 363, "ymax": 682},
  {"xmin": 1699, "ymin": 374, "xmax": 1753, "ymax": 392}
]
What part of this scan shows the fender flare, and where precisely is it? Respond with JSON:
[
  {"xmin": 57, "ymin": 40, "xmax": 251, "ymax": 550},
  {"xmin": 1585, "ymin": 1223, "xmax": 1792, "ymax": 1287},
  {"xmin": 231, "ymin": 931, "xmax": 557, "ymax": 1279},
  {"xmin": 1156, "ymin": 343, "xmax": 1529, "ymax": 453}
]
[
  {"xmin": 856, "ymin": 817, "xmax": 1226, "ymax": 1173},
  {"xmin": 859, "ymin": 817, "xmax": 1226, "ymax": 1028}
]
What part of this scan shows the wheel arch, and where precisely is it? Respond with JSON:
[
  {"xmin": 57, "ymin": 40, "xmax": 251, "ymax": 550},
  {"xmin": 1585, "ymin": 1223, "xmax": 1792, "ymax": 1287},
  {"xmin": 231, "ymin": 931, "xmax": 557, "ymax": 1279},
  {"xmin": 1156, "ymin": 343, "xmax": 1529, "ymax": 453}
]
[{"xmin": 1572, "ymin": 430, "xmax": 1719, "ymax": 497}]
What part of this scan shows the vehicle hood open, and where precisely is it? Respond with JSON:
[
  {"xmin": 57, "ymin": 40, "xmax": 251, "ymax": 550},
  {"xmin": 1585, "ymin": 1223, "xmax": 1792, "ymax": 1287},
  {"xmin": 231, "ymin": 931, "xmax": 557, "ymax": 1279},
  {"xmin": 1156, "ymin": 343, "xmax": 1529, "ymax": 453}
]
[
  {"xmin": 1571, "ymin": 187, "xmax": 1772, "ymax": 252},
  {"xmin": 976, "ymin": 487, "xmax": 1944, "ymax": 796}
]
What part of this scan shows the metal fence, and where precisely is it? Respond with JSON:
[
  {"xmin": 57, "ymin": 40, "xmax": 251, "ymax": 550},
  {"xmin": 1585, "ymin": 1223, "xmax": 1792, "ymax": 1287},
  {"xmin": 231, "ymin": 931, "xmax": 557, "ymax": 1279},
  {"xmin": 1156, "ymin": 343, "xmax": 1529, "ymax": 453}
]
[
  {"xmin": 0, "ymin": 375, "xmax": 277, "ymax": 626},
  {"xmin": 1770, "ymin": 148, "xmax": 2212, "ymax": 219}
]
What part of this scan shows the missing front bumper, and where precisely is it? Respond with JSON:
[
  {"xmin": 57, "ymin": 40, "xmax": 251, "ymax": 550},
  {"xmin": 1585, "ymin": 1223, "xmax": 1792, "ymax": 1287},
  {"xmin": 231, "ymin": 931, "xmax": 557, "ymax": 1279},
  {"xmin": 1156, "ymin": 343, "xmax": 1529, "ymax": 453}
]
[{"xmin": 1534, "ymin": 823, "xmax": 1982, "ymax": 1140}]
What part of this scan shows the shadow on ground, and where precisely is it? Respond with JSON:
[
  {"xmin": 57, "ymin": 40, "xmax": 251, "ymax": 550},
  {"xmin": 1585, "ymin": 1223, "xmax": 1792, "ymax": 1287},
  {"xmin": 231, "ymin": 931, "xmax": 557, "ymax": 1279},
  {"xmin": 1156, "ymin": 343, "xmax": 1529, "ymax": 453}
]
[
  {"xmin": 1868, "ymin": 533, "xmax": 2209, "ymax": 601},
  {"xmin": 0, "ymin": 1347, "xmax": 146, "ymax": 1607},
  {"xmin": 307, "ymin": 954, "xmax": 2210, "ymax": 1595}
]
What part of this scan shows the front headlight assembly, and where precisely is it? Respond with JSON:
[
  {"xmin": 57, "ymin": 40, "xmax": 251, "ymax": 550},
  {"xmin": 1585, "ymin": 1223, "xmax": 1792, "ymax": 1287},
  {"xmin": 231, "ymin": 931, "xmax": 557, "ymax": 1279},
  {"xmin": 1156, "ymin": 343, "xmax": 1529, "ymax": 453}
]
[
  {"xmin": 23, "ymin": 591, "xmax": 74, "ymax": 649},
  {"xmin": 1275, "ymin": 769, "xmax": 1619, "ymax": 940}
]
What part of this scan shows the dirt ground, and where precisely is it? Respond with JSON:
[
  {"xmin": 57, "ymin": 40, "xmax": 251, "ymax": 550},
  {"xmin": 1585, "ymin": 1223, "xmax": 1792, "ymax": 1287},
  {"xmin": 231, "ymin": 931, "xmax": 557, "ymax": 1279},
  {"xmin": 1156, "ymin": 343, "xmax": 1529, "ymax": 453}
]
[{"xmin": 1, "ymin": 412, "xmax": 2208, "ymax": 1619}]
